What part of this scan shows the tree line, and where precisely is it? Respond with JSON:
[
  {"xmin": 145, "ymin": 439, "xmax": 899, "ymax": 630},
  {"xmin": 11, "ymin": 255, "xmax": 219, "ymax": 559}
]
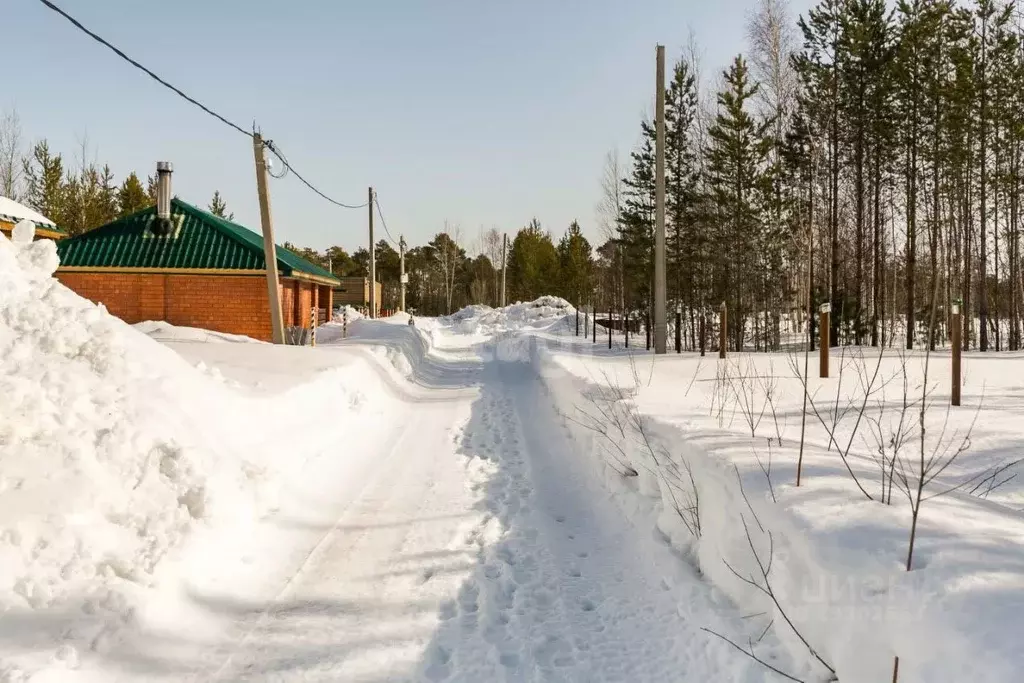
[
  {"xmin": 284, "ymin": 219, "xmax": 594, "ymax": 317},
  {"xmin": 0, "ymin": 113, "xmax": 235, "ymax": 234},
  {"xmin": 594, "ymin": 0, "xmax": 1024, "ymax": 353},
  {"xmin": 2, "ymin": 112, "xmax": 597, "ymax": 318}
]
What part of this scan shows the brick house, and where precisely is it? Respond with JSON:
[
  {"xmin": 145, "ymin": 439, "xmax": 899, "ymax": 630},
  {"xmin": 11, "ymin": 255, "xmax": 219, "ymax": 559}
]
[
  {"xmin": 55, "ymin": 198, "xmax": 339, "ymax": 342},
  {"xmin": 0, "ymin": 197, "xmax": 65, "ymax": 241}
]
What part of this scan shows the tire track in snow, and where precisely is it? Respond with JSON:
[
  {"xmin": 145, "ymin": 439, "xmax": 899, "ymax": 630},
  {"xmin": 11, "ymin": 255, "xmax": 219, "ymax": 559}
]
[{"xmin": 202, "ymin": 382, "xmax": 489, "ymax": 683}]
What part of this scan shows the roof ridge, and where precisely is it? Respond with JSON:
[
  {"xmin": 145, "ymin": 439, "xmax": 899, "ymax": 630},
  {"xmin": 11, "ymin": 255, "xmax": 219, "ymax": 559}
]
[
  {"xmin": 170, "ymin": 199, "xmax": 337, "ymax": 282},
  {"xmin": 60, "ymin": 204, "xmax": 156, "ymax": 242},
  {"xmin": 172, "ymin": 199, "xmax": 267, "ymax": 253}
]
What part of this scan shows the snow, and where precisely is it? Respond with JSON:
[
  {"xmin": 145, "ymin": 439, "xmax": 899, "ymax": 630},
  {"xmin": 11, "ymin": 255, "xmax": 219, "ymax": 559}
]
[
  {"xmin": 0, "ymin": 199, "xmax": 56, "ymax": 228},
  {"xmin": 10, "ymin": 220, "xmax": 34, "ymax": 244},
  {"xmin": 530, "ymin": 337, "xmax": 1024, "ymax": 682},
  {"xmin": 133, "ymin": 321, "xmax": 265, "ymax": 346},
  {"xmin": 3, "ymin": 262, "xmax": 1023, "ymax": 683}
]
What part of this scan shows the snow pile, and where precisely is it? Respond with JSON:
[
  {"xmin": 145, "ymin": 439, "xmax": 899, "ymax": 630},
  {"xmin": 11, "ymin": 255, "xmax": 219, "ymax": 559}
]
[
  {"xmin": 533, "ymin": 346, "xmax": 1024, "ymax": 683},
  {"xmin": 0, "ymin": 225, "xmax": 273, "ymax": 673},
  {"xmin": 134, "ymin": 321, "xmax": 265, "ymax": 345},
  {"xmin": 443, "ymin": 296, "xmax": 575, "ymax": 336},
  {"xmin": 332, "ymin": 305, "xmax": 365, "ymax": 323}
]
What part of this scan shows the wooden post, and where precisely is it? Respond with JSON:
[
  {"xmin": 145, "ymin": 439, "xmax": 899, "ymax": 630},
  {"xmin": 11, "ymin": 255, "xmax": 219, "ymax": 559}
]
[
  {"xmin": 719, "ymin": 302, "xmax": 727, "ymax": 359},
  {"xmin": 646, "ymin": 310, "xmax": 651, "ymax": 350},
  {"xmin": 952, "ymin": 301, "xmax": 962, "ymax": 406},
  {"xmin": 593, "ymin": 306, "xmax": 597, "ymax": 344},
  {"xmin": 252, "ymin": 133, "xmax": 285, "ymax": 345},
  {"xmin": 819, "ymin": 302, "xmax": 831, "ymax": 378},
  {"xmin": 608, "ymin": 311, "xmax": 612, "ymax": 349},
  {"xmin": 625, "ymin": 311, "xmax": 630, "ymax": 348},
  {"xmin": 368, "ymin": 187, "xmax": 376, "ymax": 319},
  {"xmin": 576, "ymin": 305, "xmax": 580, "ymax": 336}
]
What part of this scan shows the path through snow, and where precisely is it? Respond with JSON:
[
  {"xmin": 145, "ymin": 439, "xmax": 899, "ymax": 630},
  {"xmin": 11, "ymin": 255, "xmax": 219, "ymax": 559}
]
[{"xmin": 86, "ymin": 326, "xmax": 764, "ymax": 682}]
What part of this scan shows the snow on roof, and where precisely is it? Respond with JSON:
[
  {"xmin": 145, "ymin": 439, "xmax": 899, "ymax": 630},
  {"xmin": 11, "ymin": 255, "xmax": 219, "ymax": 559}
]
[{"xmin": 0, "ymin": 196, "xmax": 56, "ymax": 227}]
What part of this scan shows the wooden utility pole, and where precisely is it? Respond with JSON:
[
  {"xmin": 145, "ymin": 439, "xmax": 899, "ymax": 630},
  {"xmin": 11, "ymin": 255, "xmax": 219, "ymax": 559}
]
[
  {"xmin": 952, "ymin": 301, "xmax": 962, "ymax": 406},
  {"xmin": 399, "ymin": 235, "xmax": 407, "ymax": 312},
  {"xmin": 501, "ymin": 233, "xmax": 508, "ymax": 307},
  {"xmin": 368, "ymin": 187, "xmax": 376, "ymax": 319},
  {"xmin": 252, "ymin": 133, "xmax": 285, "ymax": 345},
  {"xmin": 820, "ymin": 302, "xmax": 831, "ymax": 378},
  {"xmin": 654, "ymin": 44, "xmax": 668, "ymax": 354}
]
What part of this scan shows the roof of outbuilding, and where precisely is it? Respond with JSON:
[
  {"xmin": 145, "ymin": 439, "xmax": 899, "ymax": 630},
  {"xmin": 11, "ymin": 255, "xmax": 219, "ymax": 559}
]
[
  {"xmin": 0, "ymin": 196, "xmax": 65, "ymax": 235},
  {"xmin": 56, "ymin": 199, "xmax": 338, "ymax": 284}
]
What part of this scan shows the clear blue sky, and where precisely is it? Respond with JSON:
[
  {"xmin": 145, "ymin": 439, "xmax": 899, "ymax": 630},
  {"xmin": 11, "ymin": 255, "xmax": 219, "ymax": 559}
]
[{"xmin": 8, "ymin": 0, "xmax": 813, "ymax": 254}]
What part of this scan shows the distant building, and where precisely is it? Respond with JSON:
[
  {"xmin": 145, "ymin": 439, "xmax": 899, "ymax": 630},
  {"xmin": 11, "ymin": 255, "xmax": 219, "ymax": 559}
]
[
  {"xmin": 56, "ymin": 198, "xmax": 339, "ymax": 342},
  {"xmin": 334, "ymin": 276, "xmax": 382, "ymax": 317},
  {"xmin": 0, "ymin": 197, "xmax": 65, "ymax": 241}
]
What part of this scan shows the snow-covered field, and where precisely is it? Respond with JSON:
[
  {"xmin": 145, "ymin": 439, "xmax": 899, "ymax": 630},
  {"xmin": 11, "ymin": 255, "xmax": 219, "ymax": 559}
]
[{"xmin": 2, "ymin": 225, "xmax": 1023, "ymax": 682}]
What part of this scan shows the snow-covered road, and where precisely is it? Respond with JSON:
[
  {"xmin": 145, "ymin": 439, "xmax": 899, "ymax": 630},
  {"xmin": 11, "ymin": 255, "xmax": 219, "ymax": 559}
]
[{"xmin": 94, "ymin": 331, "xmax": 761, "ymax": 682}]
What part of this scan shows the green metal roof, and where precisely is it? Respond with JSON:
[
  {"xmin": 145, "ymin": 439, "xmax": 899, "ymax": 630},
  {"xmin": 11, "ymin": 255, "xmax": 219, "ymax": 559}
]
[{"xmin": 56, "ymin": 199, "xmax": 338, "ymax": 284}]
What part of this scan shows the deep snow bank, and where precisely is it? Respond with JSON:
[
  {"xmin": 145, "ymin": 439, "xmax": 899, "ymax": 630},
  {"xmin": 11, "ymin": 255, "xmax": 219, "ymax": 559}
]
[
  {"xmin": 531, "ymin": 345, "xmax": 1024, "ymax": 683},
  {"xmin": 0, "ymin": 226, "xmax": 386, "ymax": 679},
  {"xmin": 0, "ymin": 228, "xmax": 257, "ymax": 615},
  {"xmin": 443, "ymin": 296, "xmax": 575, "ymax": 336}
]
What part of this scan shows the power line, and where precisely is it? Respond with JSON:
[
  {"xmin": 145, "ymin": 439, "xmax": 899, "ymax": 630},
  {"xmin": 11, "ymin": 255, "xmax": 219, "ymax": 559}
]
[
  {"xmin": 373, "ymin": 195, "xmax": 400, "ymax": 247},
  {"xmin": 36, "ymin": 0, "xmax": 369, "ymax": 211},
  {"xmin": 36, "ymin": 0, "xmax": 251, "ymax": 138},
  {"xmin": 264, "ymin": 140, "xmax": 368, "ymax": 210}
]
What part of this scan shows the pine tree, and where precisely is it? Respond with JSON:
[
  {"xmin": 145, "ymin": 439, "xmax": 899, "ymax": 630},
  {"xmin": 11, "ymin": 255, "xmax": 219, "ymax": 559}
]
[
  {"xmin": 664, "ymin": 57, "xmax": 701, "ymax": 338},
  {"xmin": 117, "ymin": 172, "xmax": 150, "ymax": 217},
  {"xmin": 619, "ymin": 119, "xmax": 657, "ymax": 313},
  {"xmin": 21, "ymin": 141, "xmax": 64, "ymax": 222},
  {"xmin": 208, "ymin": 190, "xmax": 234, "ymax": 220},
  {"xmin": 706, "ymin": 54, "xmax": 772, "ymax": 350},
  {"xmin": 557, "ymin": 221, "xmax": 593, "ymax": 304},
  {"xmin": 841, "ymin": 0, "xmax": 892, "ymax": 344},
  {"xmin": 508, "ymin": 220, "xmax": 559, "ymax": 302},
  {"xmin": 87, "ymin": 164, "xmax": 118, "ymax": 229},
  {"xmin": 797, "ymin": 0, "xmax": 844, "ymax": 346}
]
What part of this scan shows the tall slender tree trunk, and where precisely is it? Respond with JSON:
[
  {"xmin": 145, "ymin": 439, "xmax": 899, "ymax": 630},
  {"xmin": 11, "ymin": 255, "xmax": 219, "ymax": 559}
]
[
  {"xmin": 907, "ymin": 114, "xmax": 919, "ymax": 350},
  {"xmin": 855, "ymin": 85, "xmax": 866, "ymax": 346},
  {"xmin": 994, "ymin": 131, "xmax": 1001, "ymax": 351},
  {"xmin": 872, "ymin": 142, "xmax": 883, "ymax": 346},
  {"xmin": 830, "ymin": 88, "xmax": 841, "ymax": 348},
  {"xmin": 979, "ymin": 18, "xmax": 990, "ymax": 352},
  {"xmin": 964, "ymin": 125, "xmax": 974, "ymax": 351}
]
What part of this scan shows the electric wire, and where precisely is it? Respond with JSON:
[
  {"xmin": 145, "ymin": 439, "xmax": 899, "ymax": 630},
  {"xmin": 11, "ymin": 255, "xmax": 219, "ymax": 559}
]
[
  {"xmin": 373, "ymin": 195, "xmax": 400, "ymax": 247},
  {"xmin": 37, "ymin": 0, "xmax": 369, "ymax": 211}
]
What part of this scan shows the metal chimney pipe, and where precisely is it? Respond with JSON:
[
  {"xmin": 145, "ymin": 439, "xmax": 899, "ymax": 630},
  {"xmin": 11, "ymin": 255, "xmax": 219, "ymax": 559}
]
[{"xmin": 156, "ymin": 161, "xmax": 173, "ymax": 220}]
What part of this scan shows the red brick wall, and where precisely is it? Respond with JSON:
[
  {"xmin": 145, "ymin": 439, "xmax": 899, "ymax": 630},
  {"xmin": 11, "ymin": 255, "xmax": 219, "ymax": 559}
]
[
  {"xmin": 56, "ymin": 272, "xmax": 334, "ymax": 341},
  {"xmin": 56, "ymin": 272, "xmax": 286, "ymax": 341}
]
